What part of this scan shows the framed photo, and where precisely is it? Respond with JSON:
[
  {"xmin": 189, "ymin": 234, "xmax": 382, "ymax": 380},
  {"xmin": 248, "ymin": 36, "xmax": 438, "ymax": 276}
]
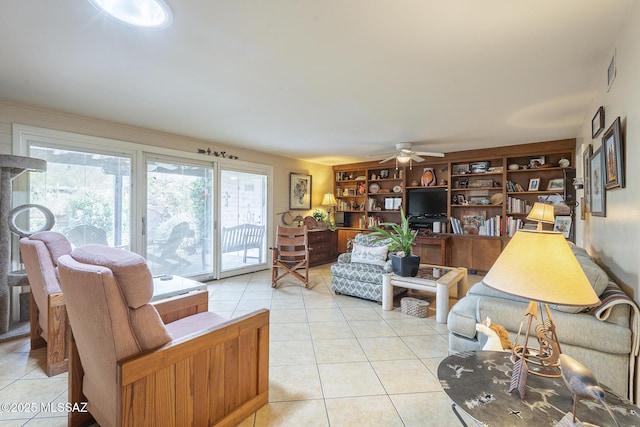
[
  {"xmin": 547, "ymin": 178, "xmax": 564, "ymax": 191},
  {"xmin": 528, "ymin": 178, "xmax": 540, "ymax": 191},
  {"xmin": 590, "ymin": 147, "xmax": 606, "ymax": 217},
  {"xmin": 583, "ymin": 144, "xmax": 592, "ymax": 212},
  {"xmin": 528, "ymin": 156, "xmax": 546, "ymax": 168},
  {"xmin": 553, "ymin": 216, "xmax": 572, "ymax": 239},
  {"xmin": 602, "ymin": 116, "xmax": 624, "ymax": 189},
  {"xmin": 591, "ymin": 106, "xmax": 604, "ymax": 138},
  {"xmin": 289, "ymin": 173, "xmax": 312, "ymax": 209}
]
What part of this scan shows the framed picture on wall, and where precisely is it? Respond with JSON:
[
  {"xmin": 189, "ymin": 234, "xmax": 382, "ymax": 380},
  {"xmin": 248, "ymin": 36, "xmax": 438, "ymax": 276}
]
[
  {"xmin": 590, "ymin": 148, "xmax": 606, "ymax": 217},
  {"xmin": 583, "ymin": 144, "xmax": 592, "ymax": 212},
  {"xmin": 289, "ymin": 173, "xmax": 312, "ymax": 209},
  {"xmin": 602, "ymin": 116, "xmax": 624, "ymax": 189},
  {"xmin": 591, "ymin": 106, "xmax": 604, "ymax": 138}
]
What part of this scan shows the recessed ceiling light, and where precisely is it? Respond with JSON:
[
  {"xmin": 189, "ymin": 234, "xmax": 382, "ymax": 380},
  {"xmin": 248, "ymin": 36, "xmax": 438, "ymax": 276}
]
[{"xmin": 89, "ymin": 0, "xmax": 173, "ymax": 29}]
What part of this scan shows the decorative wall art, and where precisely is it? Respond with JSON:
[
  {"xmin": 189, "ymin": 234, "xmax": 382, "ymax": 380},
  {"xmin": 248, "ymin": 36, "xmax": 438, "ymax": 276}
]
[
  {"xmin": 602, "ymin": 116, "xmax": 624, "ymax": 189},
  {"xmin": 591, "ymin": 106, "xmax": 604, "ymax": 138},
  {"xmin": 583, "ymin": 144, "xmax": 592, "ymax": 212},
  {"xmin": 289, "ymin": 173, "xmax": 312, "ymax": 209},
  {"xmin": 590, "ymin": 148, "xmax": 606, "ymax": 217}
]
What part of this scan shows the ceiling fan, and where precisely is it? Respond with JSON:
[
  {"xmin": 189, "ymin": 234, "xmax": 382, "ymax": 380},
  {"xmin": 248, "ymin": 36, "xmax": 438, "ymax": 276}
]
[{"xmin": 373, "ymin": 143, "xmax": 445, "ymax": 169}]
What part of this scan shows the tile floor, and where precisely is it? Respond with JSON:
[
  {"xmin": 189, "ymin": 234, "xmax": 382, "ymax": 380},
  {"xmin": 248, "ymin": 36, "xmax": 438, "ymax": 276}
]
[{"xmin": 0, "ymin": 265, "xmax": 481, "ymax": 426}]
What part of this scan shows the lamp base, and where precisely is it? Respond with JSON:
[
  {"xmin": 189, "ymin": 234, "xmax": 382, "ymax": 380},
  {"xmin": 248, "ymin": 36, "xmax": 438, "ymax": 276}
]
[
  {"xmin": 509, "ymin": 302, "xmax": 562, "ymax": 398},
  {"xmin": 511, "ymin": 345, "xmax": 561, "ymax": 378}
]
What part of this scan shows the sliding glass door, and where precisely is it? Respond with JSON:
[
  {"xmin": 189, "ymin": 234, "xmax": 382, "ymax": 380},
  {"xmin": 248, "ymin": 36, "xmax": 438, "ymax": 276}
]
[
  {"xmin": 18, "ymin": 126, "xmax": 271, "ymax": 281},
  {"xmin": 145, "ymin": 158, "xmax": 214, "ymax": 279},
  {"xmin": 28, "ymin": 145, "xmax": 132, "ymax": 249},
  {"xmin": 220, "ymin": 167, "xmax": 268, "ymax": 276}
]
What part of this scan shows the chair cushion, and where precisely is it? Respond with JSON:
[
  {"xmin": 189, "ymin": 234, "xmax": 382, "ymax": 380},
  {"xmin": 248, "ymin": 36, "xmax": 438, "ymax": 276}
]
[
  {"xmin": 350, "ymin": 243, "xmax": 389, "ymax": 266},
  {"xmin": 165, "ymin": 311, "xmax": 228, "ymax": 340},
  {"xmin": 29, "ymin": 231, "xmax": 72, "ymax": 266},
  {"xmin": 72, "ymin": 245, "xmax": 153, "ymax": 308}
]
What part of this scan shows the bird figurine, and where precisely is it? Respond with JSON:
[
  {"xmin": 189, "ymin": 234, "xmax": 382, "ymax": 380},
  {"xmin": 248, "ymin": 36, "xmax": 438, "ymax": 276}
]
[{"xmin": 559, "ymin": 353, "xmax": 619, "ymax": 426}]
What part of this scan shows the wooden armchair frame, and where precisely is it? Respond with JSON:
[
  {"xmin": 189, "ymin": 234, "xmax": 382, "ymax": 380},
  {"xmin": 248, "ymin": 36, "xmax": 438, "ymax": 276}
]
[
  {"xmin": 29, "ymin": 290, "xmax": 68, "ymax": 376},
  {"xmin": 68, "ymin": 291, "xmax": 270, "ymax": 427}
]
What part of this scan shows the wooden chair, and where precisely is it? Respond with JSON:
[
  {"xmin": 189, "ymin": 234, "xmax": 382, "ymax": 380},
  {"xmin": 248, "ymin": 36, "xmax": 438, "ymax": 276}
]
[
  {"xmin": 57, "ymin": 244, "xmax": 269, "ymax": 427},
  {"xmin": 19, "ymin": 231, "xmax": 72, "ymax": 376},
  {"xmin": 271, "ymin": 226, "xmax": 310, "ymax": 288}
]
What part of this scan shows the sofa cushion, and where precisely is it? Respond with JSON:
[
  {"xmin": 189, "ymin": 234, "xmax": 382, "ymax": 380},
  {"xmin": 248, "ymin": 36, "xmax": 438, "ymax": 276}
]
[
  {"xmin": 552, "ymin": 245, "xmax": 609, "ymax": 313},
  {"xmin": 350, "ymin": 243, "xmax": 389, "ymax": 267}
]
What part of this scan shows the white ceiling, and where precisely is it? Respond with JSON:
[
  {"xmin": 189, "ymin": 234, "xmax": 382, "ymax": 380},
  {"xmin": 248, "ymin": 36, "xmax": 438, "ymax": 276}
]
[{"xmin": 0, "ymin": 1, "xmax": 634, "ymax": 165}]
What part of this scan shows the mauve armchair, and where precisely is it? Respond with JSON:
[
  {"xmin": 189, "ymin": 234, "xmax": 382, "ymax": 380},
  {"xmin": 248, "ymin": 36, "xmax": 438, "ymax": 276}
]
[
  {"xmin": 19, "ymin": 231, "xmax": 72, "ymax": 376},
  {"xmin": 57, "ymin": 244, "xmax": 269, "ymax": 427}
]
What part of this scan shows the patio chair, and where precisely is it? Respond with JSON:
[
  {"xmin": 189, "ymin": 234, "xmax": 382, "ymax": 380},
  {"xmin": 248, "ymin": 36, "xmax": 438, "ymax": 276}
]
[{"xmin": 271, "ymin": 225, "xmax": 310, "ymax": 288}]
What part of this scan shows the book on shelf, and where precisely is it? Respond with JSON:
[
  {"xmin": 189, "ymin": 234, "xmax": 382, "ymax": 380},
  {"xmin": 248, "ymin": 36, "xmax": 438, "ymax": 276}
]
[
  {"xmin": 506, "ymin": 216, "xmax": 524, "ymax": 237},
  {"xmin": 479, "ymin": 215, "xmax": 502, "ymax": 236},
  {"xmin": 450, "ymin": 217, "xmax": 462, "ymax": 234}
]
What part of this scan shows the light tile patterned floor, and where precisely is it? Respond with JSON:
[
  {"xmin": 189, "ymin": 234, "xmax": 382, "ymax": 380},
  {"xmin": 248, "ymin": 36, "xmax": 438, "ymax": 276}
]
[{"xmin": 0, "ymin": 265, "xmax": 481, "ymax": 426}]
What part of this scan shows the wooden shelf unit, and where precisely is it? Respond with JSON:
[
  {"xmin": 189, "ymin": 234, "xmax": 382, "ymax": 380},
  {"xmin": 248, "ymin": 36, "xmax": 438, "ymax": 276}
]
[{"xmin": 333, "ymin": 139, "xmax": 576, "ymax": 271}]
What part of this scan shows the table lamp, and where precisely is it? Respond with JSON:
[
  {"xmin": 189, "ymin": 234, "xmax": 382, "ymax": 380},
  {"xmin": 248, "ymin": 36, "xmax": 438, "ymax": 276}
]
[
  {"xmin": 321, "ymin": 192, "xmax": 338, "ymax": 226},
  {"xmin": 483, "ymin": 215, "xmax": 599, "ymax": 398},
  {"xmin": 526, "ymin": 202, "xmax": 555, "ymax": 231}
]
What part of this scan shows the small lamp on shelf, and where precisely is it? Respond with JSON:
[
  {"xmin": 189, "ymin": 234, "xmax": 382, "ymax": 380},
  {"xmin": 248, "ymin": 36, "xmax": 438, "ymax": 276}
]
[
  {"xmin": 483, "ymin": 226, "xmax": 599, "ymax": 399},
  {"xmin": 526, "ymin": 202, "xmax": 555, "ymax": 231}
]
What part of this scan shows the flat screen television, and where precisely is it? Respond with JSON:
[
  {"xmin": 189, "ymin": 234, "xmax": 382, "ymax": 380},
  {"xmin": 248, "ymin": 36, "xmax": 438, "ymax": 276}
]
[{"xmin": 406, "ymin": 188, "xmax": 448, "ymax": 219}]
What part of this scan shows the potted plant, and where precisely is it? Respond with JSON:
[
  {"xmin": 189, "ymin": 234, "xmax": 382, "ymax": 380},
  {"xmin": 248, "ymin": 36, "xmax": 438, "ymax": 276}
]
[{"xmin": 370, "ymin": 208, "xmax": 420, "ymax": 277}]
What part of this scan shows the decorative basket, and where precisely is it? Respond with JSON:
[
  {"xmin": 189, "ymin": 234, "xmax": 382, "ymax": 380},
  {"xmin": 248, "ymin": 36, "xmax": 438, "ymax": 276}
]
[{"xmin": 400, "ymin": 297, "xmax": 430, "ymax": 318}]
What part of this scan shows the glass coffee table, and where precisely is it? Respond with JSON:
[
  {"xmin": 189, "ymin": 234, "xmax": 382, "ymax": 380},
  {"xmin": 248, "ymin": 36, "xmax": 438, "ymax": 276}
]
[
  {"xmin": 381, "ymin": 264, "xmax": 467, "ymax": 323},
  {"xmin": 152, "ymin": 274, "xmax": 208, "ymax": 301}
]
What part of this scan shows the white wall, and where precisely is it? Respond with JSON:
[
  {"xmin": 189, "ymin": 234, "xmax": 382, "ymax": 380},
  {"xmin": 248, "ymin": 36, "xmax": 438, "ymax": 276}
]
[
  {"xmin": 575, "ymin": 1, "xmax": 640, "ymax": 300},
  {"xmin": 0, "ymin": 101, "xmax": 334, "ymax": 227}
]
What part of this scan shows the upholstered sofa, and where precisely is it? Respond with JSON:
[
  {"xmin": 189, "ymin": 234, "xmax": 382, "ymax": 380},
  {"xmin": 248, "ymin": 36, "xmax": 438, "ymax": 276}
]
[
  {"xmin": 447, "ymin": 244, "xmax": 638, "ymax": 400},
  {"xmin": 330, "ymin": 233, "xmax": 405, "ymax": 302}
]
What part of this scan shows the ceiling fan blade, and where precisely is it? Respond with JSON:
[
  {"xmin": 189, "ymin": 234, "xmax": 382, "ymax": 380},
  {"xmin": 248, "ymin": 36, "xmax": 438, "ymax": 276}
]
[
  {"xmin": 379, "ymin": 154, "xmax": 396, "ymax": 164},
  {"xmin": 410, "ymin": 154, "xmax": 425, "ymax": 162},
  {"xmin": 367, "ymin": 151, "xmax": 396, "ymax": 158},
  {"xmin": 414, "ymin": 151, "xmax": 445, "ymax": 157}
]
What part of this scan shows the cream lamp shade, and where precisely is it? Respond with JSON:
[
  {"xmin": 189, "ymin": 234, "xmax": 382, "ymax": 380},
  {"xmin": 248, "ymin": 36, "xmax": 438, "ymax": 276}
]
[
  {"xmin": 321, "ymin": 193, "xmax": 338, "ymax": 207},
  {"xmin": 526, "ymin": 202, "xmax": 555, "ymax": 231},
  {"xmin": 483, "ymin": 230, "xmax": 599, "ymax": 307}
]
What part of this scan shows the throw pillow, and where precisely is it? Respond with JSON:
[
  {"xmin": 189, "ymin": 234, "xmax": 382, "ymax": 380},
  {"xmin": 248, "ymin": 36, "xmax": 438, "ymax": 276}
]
[{"xmin": 350, "ymin": 243, "xmax": 389, "ymax": 267}]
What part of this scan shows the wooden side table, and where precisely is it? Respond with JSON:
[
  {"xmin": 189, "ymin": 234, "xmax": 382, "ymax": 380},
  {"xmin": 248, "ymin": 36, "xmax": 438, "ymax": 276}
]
[{"xmin": 437, "ymin": 351, "xmax": 639, "ymax": 426}]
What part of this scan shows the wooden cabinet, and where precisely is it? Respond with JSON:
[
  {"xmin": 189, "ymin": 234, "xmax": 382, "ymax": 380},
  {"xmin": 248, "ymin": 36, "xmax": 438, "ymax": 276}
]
[
  {"xmin": 450, "ymin": 234, "xmax": 508, "ymax": 273},
  {"xmin": 308, "ymin": 230, "xmax": 338, "ymax": 266},
  {"xmin": 337, "ymin": 228, "xmax": 364, "ymax": 254}
]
